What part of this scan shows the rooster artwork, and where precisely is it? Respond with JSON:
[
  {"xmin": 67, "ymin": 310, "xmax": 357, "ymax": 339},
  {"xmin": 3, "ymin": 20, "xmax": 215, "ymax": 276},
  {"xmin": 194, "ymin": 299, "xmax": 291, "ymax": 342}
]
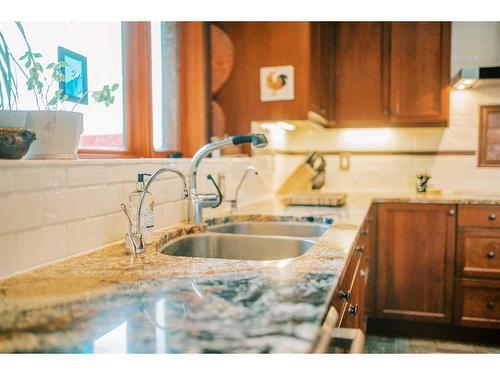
[
  {"xmin": 259, "ymin": 65, "xmax": 295, "ymax": 102},
  {"xmin": 266, "ymin": 71, "xmax": 288, "ymax": 95}
]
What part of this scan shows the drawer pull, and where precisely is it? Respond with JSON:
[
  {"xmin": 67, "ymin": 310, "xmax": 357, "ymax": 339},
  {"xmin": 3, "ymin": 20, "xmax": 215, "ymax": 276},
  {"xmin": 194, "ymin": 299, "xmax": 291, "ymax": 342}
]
[
  {"xmin": 489, "ymin": 214, "xmax": 497, "ymax": 221},
  {"xmin": 487, "ymin": 251, "xmax": 496, "ymax": 259},
  {"xmin": 448, "ymin": 209, "xmax": 456, "ymax": 216},
  {"xmin": 348, "ymin": 304, "xmax": 358, "ymax": 316},
  {"xmin": 487, "ymin": 301, "xmax": 496, "ymax": 310},
  {"xmin": 356, "ymin": 245, "xmax": 364, "ymax": 253},
  {"xmin": 337, "ymin": 290, "xmax": 351, "ymax": 301}
]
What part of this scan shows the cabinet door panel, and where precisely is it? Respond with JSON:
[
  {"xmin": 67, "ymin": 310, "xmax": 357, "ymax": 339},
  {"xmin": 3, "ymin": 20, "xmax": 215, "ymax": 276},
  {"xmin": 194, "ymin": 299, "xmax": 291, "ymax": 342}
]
[
  {"xmin": 389, "ymin": 22, "xmax": 450, "ymax": 125},
  {"xmin": 376, "ymin": 203, "xmax": 456, "ymax": 322},
  {"xmin": 334, "ymin": 22, "xmax": 389, "ymax": 126}
]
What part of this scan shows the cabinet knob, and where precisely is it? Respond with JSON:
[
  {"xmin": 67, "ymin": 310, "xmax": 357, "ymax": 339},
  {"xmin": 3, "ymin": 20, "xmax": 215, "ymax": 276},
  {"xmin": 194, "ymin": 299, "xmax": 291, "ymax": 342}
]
[
  {"xmin": 348, "ymin": 304, "xmax": 358, "ymax": 316},
  {"xmin": 360, "ymin": 269, "xmax": 366, "ymax": 278},
  {"xmin": 337, "ymin": 290, "xmax": 351, "ymax": 301},
  {"xmin": 487, "ymin": 301, "xmax": 496, "ymax": 310},
  {"xmin": 489, "ymin": 214, "xmax": 497, "ymax": 221},
  {"xmin": 487, "ymin": 251, "xmax": 496, "ymax": 259},
  {"xmin": 448, "ymin": 209, "xmax": 456, "ymax": 216},
  {"xmin": 361, "ymin": 229, "xmax": 369, "ymax": 236},
  {"xmin": 356, "ymin": 245, "xmax": 364, "ymax": 253}
]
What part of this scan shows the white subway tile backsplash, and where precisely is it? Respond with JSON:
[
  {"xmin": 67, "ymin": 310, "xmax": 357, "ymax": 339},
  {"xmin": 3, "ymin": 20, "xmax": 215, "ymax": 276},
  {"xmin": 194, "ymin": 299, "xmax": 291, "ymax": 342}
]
[
  {"xmin": 105, "ymin": 211, "xmax": 128, "ymax": 244},
  {"xmin": 0, "ymin": 156, "xmax": 273, "ymax": 277},
  {"xmin": 16, "ymin": 224, "xmax": 68, "ymax": 271},
  {"xmin": 68, "ymin": 217, "xmax": 106, "ymax": 256},
  {"xmin": 66, "ymin": 166, "xmax": 106, "ymax": 187},
  {"xmin": 0, "ymin": 169, "xmax": 14, "ymax": 193},
  {"xmin": 44, "ymin": 188, "xmax": 88, "ymax": 224},
  {"xmin": 0, "ymin": 234, "xmax": 17, "ymax": 278},
  {"xmin": 105, "ymin": 165, "xmax": 138, "ymax": 183},
  {"xmin": 0, "ymin": 192, "xmax": 44, "ymax": 234},
  {"xmin": 88, "ymin": 184, "xmax": 123, "ymax": 217}
]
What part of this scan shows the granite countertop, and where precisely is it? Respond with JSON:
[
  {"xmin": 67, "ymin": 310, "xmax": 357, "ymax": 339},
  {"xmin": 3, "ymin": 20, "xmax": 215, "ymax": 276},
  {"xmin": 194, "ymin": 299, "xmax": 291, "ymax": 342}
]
[{"xmin": 1, "ymin": 191, "xmax": 499, "ymax": 353}]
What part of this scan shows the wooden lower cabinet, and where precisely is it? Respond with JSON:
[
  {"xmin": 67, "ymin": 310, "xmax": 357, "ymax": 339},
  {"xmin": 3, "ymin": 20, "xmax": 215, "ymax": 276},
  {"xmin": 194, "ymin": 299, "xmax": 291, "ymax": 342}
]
[
  {"xmin": 376, "ymin": 203, "xmax": 456, "ymax": 323},
  {"xmin": 455, "ymin": 278, "xmax": 500, "ymax": 329},
  {"xmin": 333, "ymin": 215, "xmax": 374, "ymax": 333}
]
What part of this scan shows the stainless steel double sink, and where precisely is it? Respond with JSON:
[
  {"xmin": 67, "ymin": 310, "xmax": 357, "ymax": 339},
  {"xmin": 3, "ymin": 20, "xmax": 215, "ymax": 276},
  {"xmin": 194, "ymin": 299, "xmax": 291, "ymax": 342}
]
[{"xmin": 160, "ymin": 221, "xmax": 331, "ymax": 261}]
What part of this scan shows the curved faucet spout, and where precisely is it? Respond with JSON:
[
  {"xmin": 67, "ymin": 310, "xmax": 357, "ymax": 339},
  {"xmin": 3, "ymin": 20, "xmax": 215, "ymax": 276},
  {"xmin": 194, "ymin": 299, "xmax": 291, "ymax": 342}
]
[
  {"xmin": 132, "ymin": 167, "xmax": 188, "ymax": 254},
  {"xmin": 188, "ymin": 134, "xmax": 268, "ymax": 224}
]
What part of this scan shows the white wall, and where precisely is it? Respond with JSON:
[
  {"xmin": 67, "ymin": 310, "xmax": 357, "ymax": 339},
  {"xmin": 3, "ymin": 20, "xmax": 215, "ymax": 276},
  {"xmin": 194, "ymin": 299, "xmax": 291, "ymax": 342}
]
[{"xmin": 0, "ymin": 156, "xmax": 274, "ymax": 279}]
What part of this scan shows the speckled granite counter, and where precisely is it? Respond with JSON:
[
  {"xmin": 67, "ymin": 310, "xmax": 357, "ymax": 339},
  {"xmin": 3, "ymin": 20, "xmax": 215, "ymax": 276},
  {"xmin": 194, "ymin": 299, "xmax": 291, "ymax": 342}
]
[
  {"xmin": 0, "ymin": 196, "xmax": 370, "ymax": 353},
  {"xmin": 1, "ymin": 191, "xmax": 499, "ymax": 353}
]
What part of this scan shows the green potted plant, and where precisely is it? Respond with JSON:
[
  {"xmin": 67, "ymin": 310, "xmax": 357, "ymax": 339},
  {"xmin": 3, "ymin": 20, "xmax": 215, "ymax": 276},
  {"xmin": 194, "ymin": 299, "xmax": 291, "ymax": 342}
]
[{"xmin": 0, "ymin": 22, "xmax": 118, "ymax": 159}]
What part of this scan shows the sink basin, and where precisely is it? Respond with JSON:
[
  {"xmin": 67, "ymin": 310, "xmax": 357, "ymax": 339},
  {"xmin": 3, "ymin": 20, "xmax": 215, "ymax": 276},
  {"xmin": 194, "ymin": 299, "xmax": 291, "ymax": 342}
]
[
  {"xmin": 208, "ymin": 221, "xmax": 330, "ymax": 239},
  {"xmin": 160, "ymin": 233, "xmax": 315, "ymax": 260}
]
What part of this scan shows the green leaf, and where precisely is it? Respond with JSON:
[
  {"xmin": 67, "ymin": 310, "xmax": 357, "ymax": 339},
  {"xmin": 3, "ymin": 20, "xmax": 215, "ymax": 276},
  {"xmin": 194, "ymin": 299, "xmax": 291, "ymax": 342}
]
[
  {"xmin": 111, "ymin": 83, "xmax": 119, "ymax": 91},
  {"xmin": 24, "ymin": 60, "xmax": 30, "ymax": 68},
  {"xmin": 48, "ymin": 97, "xmax": 58, "ymax": 106},
  {"xmin": 46, "ymin": 63, "xmax": 55, "ymax": 69}
]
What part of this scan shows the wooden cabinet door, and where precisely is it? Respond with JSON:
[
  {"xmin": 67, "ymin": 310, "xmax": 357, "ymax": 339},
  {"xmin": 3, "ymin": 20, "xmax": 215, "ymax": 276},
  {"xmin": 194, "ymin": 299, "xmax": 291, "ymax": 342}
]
[
  {"xmin": 334, "ymin": 22, "xmax": 390, "ymax": 126},
  {"xmin": 389, "ymin": 22, "xmax": 451, "ymax": 125},
  {"xmin": 376, "ymin": 203, "xmax": 456, "ymax": 323},
  {"xmin": 309, "ymin": 22, "xmax": 335, "ymax": 122}
]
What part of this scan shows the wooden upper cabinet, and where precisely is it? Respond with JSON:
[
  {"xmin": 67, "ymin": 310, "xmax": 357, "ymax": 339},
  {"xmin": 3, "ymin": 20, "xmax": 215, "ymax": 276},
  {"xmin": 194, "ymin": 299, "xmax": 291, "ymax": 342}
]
[
  {"xmin": 333, "ymin": 22, "xmax": 390, "ymax": 126},
  {"xmin": 313, "ymin": 21, "xmax": 451, "ymax": 128},
  {"xmin": 389, "ymin": 22, "xmax": 451, "ymax": 126},
  {"xmin": 376, "ymin": 203, "xmax": 456, "ymax": 323}
]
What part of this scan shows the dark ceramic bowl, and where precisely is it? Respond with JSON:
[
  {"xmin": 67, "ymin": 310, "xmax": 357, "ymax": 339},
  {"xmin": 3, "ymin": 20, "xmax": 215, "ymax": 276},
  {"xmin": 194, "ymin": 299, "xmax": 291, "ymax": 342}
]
[{"xmin": 0, "ymin": 127, "xmax": 37, "ymax": 159}]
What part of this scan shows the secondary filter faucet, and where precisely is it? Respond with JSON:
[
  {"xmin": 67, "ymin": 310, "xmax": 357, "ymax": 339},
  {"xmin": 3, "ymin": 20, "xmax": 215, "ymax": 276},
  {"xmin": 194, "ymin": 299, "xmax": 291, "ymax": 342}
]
[
  {"xmin": 126, "ymin": 167, "xmax": 189, "ymax": 254},
  {"xmin": 228, "ymin": 166, "xmax": 258, "ymax": 214},
  {"xmin": 188, "ymin": 134, "xmax": 268, "ymax": 224}
]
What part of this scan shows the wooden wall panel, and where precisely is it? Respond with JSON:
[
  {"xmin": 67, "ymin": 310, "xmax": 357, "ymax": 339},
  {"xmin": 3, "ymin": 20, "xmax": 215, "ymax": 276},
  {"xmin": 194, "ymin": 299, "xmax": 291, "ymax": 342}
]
[
  {"xmin": 215, "ymin": 22, "xmax": 312, "ymax": 139},
  {"xmin": 179, "ymin": 22, "xmax": 210, "ymax": 157}
]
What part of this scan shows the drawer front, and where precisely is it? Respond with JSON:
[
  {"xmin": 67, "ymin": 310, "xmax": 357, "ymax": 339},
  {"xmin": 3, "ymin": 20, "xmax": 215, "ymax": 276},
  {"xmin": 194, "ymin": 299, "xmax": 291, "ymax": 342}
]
[
  {"xmin": 331, "ymin": 238, "xmax": 364, "ymax": 312},
  {"xmin": 457, "ymin": 230, "xmax": 500, "ymax": 278},
  {"xmin": 455, "ymin": 278, "xmax": 500, "ymax": 329},
  {"xmin": 458, "ymin": 205, "xmax": 500, "ymax": 228}
]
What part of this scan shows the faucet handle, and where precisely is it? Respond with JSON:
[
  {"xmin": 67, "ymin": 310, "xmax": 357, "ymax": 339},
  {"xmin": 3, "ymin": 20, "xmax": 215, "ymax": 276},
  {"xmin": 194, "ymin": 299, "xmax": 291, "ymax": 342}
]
[{"xmin": 207, "ymin": 174, "xmax": 223, "ymax": 208}]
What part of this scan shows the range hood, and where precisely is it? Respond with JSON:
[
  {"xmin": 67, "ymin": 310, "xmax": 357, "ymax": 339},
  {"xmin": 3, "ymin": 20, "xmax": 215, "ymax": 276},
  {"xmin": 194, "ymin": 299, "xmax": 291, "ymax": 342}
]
[{"xmin": 452, "ymin": 66, "xmax": 500, "ymax": 89}]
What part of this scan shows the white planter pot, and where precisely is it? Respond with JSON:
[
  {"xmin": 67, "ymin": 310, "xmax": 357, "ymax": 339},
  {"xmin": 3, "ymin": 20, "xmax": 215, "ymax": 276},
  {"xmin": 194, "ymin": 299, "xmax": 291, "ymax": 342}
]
[{"xmin": 0, "ymin": 110, "xmax": 83, "ymax": 160}]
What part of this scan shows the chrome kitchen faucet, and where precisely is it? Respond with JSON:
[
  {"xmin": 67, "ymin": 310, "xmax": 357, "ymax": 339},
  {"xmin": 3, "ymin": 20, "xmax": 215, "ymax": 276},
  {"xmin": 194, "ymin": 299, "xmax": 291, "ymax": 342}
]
[
  {"xmin": 125, "ymin": 167, "xmax": 189, "ymax": 254},
  {"xmin": 188, "ymin": 134, "xmax": 268, "ymax": 224}
]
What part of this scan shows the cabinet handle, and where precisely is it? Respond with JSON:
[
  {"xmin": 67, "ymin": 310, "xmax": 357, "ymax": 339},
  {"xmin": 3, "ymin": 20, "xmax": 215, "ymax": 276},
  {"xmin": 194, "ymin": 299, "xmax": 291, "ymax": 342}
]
[
  {"xmin": 356, "ymin": 245, "xmax": 364, "ymax": 253},
  {"xmin": 489, "ymin": 214, "xmax": 497, "ymax": 221},
  {"xmin": 448, "ymin": 209, "xmax": 456, "ymax": 216},
  {"xmin": 348, "ymin": 304, "xmax": 358, "ymax": 316},
  {"xmin": 337, "ymin": 290, "xmax": 351, "ymax": 301},
  {"xmin": 360, "ymin": 269, "xmax": 366, "ymax": 278},
  {"xmin": 487, "ymin": 251, "xmax": 496, "ymax": 259},
  {"xmin": 487, "ymin": 301, "xmax": 496, "ymax": 310},
  {"xmin": 361, "ymin": 229, "xmax": 369, "ymax": 236}
]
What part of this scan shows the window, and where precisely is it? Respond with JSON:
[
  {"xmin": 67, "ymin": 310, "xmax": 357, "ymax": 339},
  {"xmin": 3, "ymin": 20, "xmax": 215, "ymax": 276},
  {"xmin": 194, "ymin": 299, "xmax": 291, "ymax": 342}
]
[
  {"xmin": 151, "ymin": 22, "xmax": 180, "ymax": 152},
  {"xmin": 1, "ymin": 21, "xmax": 193, "ymax": 158},
  {"xmin": 0, "ymin": 22, "xmax": 126, "ymax": 150}
]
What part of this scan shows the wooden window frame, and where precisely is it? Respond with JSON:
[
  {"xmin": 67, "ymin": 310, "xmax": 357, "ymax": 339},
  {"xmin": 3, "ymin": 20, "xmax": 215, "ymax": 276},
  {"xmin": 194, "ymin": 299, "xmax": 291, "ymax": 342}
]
[
  {"xmin": 478, "ymin": 104, "xmax": 500, "ymax": 167},
  {"xmin": 78, "ymin": 22, "xmax": 173, "ymax": 159}
]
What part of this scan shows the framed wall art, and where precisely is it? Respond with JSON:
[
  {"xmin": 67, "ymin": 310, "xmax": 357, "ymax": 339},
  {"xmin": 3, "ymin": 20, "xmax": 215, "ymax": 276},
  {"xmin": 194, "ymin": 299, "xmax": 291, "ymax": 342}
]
[
  {"xmin": 259, "ymin": 65, "xmax": 294, "ymax": 102},
  {"xmin": 58, "ymin": 46, "xmax": 88, "ymax": 105},
  {"xmin": 478, "ymin": 105, "xmax": 500, "ymax": 167}
]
